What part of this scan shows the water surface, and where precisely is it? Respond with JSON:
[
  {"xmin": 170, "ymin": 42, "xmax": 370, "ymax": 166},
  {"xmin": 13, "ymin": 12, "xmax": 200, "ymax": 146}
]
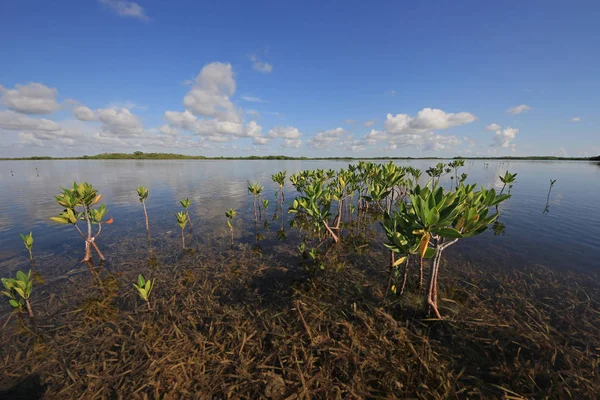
[{"xmin": 0, "ymin": 159, "xmax": 599, "ymax": 274}]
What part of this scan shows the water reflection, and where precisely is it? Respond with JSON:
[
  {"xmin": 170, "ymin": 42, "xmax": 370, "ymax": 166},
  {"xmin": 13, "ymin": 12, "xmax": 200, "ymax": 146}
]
[{"xmin": 0, "ymin": 160, "xmax": 599, "ymax": 274}]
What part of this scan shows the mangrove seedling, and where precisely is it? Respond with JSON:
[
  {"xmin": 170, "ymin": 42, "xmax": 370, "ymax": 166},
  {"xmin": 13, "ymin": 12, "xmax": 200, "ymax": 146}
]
[
  {"xmin": 409, "ymin": 184, "xmax": 510, "ymax": 318},
  {"xmin": 176, "ymin": 211, "xmax": 188, "ymax": 249},
  {"xmin": 2, "ymin": 270, "xmax": 37, "ymax": 333},
  {"xmin": 225, "ymin": 208, "xmax": 236, "ymax": 246},
  {"xmin": 137, "ymin": 186, "xmax": 150, "ymax": 236},
  {"xmin": 247, "ymin": 182, "xmax": 264, "ymax": 221},
  {"xmin": 272, "ymin": 171, "xmax": 287, "ymax": 214},
  {"xmin": 50, "ymin": 182, "xmax": 113, "ymax": 262},
  {"xmin": 289, "ymin": 181, "xmax": 339, "ymax": 243},
  {"xmin": 499, "ymin": 171, "xmax": 517, "ymax": 195},
  {"xmin": 20, "ymin": 232, "xmax": 34, "ymax": 261},
  {"xmin": 133, "ymin": 274, "xmax": 154, "ymax": 311},
  {"xmin": 448, "ymin": 160, "xmax": 465, "ymax": 189},
  {"xmin": 180, "ymin": 198, "xmax": 193, "ymax": 232}
]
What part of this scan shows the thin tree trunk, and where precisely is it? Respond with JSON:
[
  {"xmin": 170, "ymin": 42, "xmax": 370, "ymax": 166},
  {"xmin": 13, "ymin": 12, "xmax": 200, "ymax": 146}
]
[
  {"xmin": 142, "ymin": 201, "xmax": 150, "ymax": 235},
  {"xmin": 187, "ymin": 211, "xmax": 193, "ymax": 233},
  {"xmin": 25, "ymin": 299, "xmax": 38, "ymax": 335},
  {"xmin": 323, "ymin": 222, "xmax": 339, "ymax": 243},
  {"xmin": 426, "ymin": 239, "xmax": 458, "ymax": 319},
  {"xmin": 400, "ymin": 256, "xmax": 410, "ymax": 295},
  {"xmin": 181, "ymin": 228, "xmax": 186, "ymax": 250},
  {"xmin": 427, "ymin": 247, "xmax": 443, "ymax": 319},
  {"xmin": 419, "ymin": 257, "xmax": 424, "ymax": 288},
  {"xmin": 83, "ymin": 206, "xmax": 93, "ymax": 262},
  {"xmin": 91, "ymin": 240, "xmax": 105, "ymax": 261},
  {"xmin": 384, "ymin": 251, "xmax": 395, "ymax": 301}
]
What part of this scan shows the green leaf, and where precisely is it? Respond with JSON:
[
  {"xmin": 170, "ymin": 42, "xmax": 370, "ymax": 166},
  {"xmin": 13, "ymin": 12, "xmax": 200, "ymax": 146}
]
[
  {"xmin": 50, "ymin": 216, "xmax": 69, "ymax": 224},
  {"xmin": 424, "ymin": 247, "xmax": 436, "ymax": 258},
  {"xmin": 9, "ymin": 299, "xmax": 19, "ymax": 308},
  {"xmin": 16, "ymin": 271, "xmax": 26, "ymax": 282},
  {"xmin": 435, "ymin": 228, "xmax": 463, "ymax": 239}
]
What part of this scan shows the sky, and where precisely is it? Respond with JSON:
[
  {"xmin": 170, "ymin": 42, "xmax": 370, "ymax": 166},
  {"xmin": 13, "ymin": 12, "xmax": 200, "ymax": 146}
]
[{"xmin": 0, "ymin": 0, "xmax": 598, "ymax": 158}]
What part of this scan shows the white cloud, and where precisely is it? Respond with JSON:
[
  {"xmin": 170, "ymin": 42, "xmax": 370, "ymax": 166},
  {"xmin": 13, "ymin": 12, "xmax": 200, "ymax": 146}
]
[
  {"xmin": 485, "ymin": 123, "xmax": 501, "ymax": 131},
  {"xmin": 571, "ymin": 117, "xmax": 581, "ymax": 122},
  {"xmin": 165, "ymin": 110, "xmax": 197, "ymax": 128},
  {"xmin": 365, "ymin": 129, "xmax": 388, "ymax": 141},
  {"xmin": 384, "ymin": 108, "xmax": 476, "ymax": 134},
  {"xmin": 99, "ymin": 0, "xmax": 149, "ymax": 21},
  {"xmin": 282, "ymin": 139, "xmax": 302, "ymax": 148},
  {"xmin": 247, "ymin": 109, "xmax": 260, "ymax": 118},
  {"xmin": 490, "ymin": 126, "xmax": 518, "ymax": 149},
  {"xmin": 308, "ymin": 127, "xmax": 347, "ymax": 148},
  {"xmin": 506, "ymin": 104, "xmax": 531, "ymax": 115},
  {"xmin": 388, "ymin": 132, "xmax": 461, "ymax": 152},
  {"xmin": 252, "ymin": 136, "xmax": 270, "ymax": 145},
  {"xmin": 97, "ymin": 108, "xmax": 144, "ymax": 137},
  {"xmin": 248, "ymin": 54, "xmax": 273, "ymax": 73},
  {"xmin": 244, "ymin": 120, "xmax": 263, "ymax": 137},
  {"xmin": 158, "ymin": 124, "xmax": 179, "ymax": 136},
  {"xmin": 0, "ymin": 110, "xmax": 61, "ymax": 132},
  {"xmin": 268, "ymin": 126, "xmax": 302, "ymax": 139},
  {"xmin": 1, "ymin": 82, "xmax": 61, "ymax": 114},
  {"xmin": 73, "ymin": 105, "xmax": 96, "ymax": 121},
  {"xmin": 183, "ymin": 62, "xmax": 240, "ymax": 122},
  {"xmin": 240, "ymin": 95, "xmax": 267, "ymax": 103}
]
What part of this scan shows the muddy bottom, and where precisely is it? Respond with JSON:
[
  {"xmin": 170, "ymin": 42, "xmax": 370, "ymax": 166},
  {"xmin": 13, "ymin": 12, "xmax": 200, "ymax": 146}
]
[{"xmin": 1, "ymin": 223, "xmax": 599, "ymax": 399}]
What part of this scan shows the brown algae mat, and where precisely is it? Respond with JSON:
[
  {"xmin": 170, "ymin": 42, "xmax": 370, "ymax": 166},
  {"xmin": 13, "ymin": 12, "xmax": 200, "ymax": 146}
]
[{"xmin": 0, "ymin": 236, "xmax": 599, "ymax": 399}]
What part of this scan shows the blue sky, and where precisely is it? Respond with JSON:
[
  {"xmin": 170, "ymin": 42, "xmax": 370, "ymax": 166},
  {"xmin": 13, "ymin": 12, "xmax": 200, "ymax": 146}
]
[{"xmin": 0, "ymin": 0, "xmax": 598, "ymax": 157}]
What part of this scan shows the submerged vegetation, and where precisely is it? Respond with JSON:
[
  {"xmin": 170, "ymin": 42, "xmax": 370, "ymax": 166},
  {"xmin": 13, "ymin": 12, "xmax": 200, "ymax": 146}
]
[{"xmin": 1, "ymin": 161, "xmax": 599, "ymax": 398}]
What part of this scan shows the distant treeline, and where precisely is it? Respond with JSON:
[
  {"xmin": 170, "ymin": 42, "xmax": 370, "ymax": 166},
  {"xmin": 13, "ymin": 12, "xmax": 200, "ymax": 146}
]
[{"xmin": 1, "ymin": 151, "xmax": 598, "ymax": 161}]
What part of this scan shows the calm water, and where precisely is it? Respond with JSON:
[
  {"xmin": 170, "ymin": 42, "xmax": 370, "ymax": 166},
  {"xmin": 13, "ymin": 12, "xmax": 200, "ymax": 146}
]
[{"xmin": 0, "ymin": 160, "xmax": 599, "ymax": 275}]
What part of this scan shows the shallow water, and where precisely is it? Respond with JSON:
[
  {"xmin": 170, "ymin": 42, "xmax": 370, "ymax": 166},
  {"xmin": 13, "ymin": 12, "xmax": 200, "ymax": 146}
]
[{"xmin": 0, "ymin": 159, "xmax": 599, "ymax": 274}]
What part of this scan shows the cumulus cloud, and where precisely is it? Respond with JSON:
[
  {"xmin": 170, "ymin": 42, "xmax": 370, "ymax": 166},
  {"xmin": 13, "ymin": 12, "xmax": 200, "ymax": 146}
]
[
  {"xmin": 252, "ymin": 136, "xmax": 270, "ymax": 145},
  {"xmin": 490, "ymin": 126, "xmax": 518, "ymax": 149},
  {"xmin": 158, "ymin": 124, "xmax": 179, "ymax": 136},
  {"xmin": 0, "ymin": 110, "xmax": 61, "ymax": 132},
  {"xmin": 183, "ymin": 62, "xmax": 239, "ymax": 122},
  {"xmin": 308, "ymin": 127, "xmax": 347, "ymax": 148},
  {"xmin": 388, "ymin": 132, "xmax": 461, "ymax": 152},
  {"xmin": 1, "ymin": 82, "xmax": 61, "ymax": 114},
  {"xmin": 73, "ymin": 105, "xmax": 96, "ymax": 121},
  {"xmin": 248, "ymin": 54, "xmax": 273, "ymax": 73},
  {"xmin": 485, "ymin": 123, "xmax": 501, "ymax": 131},
  {"xmin": 571, "ymin": 117, "xmax": 581, "ymax": 122},
  {"xmin": 97, "ymin": 108, "xmax": 144, "ymax": 137},
  {"xmin": 165, "ymin": 110, "xmax": 197, "ymax": 129},
  {"xmin": 244, "ymin": 120, "xmax": 263, "ymax": 137},
  {"xmin": 99, "ymin": 0, "xmax": 149, "ymax": 21},
  {"xmin": 506, "ymin": 104, "xmax": 531, "ymax": 115},
  {"xmin": 268, "ymin": 126, "xmax": 302, "ymax": 140},
  {"xmin": 282, "ymin": 139, "xmax": 302, "ymax": 148},
  {"xmin": 384, "ymin": 108, "xmax": 476, "ymax": 134}
]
